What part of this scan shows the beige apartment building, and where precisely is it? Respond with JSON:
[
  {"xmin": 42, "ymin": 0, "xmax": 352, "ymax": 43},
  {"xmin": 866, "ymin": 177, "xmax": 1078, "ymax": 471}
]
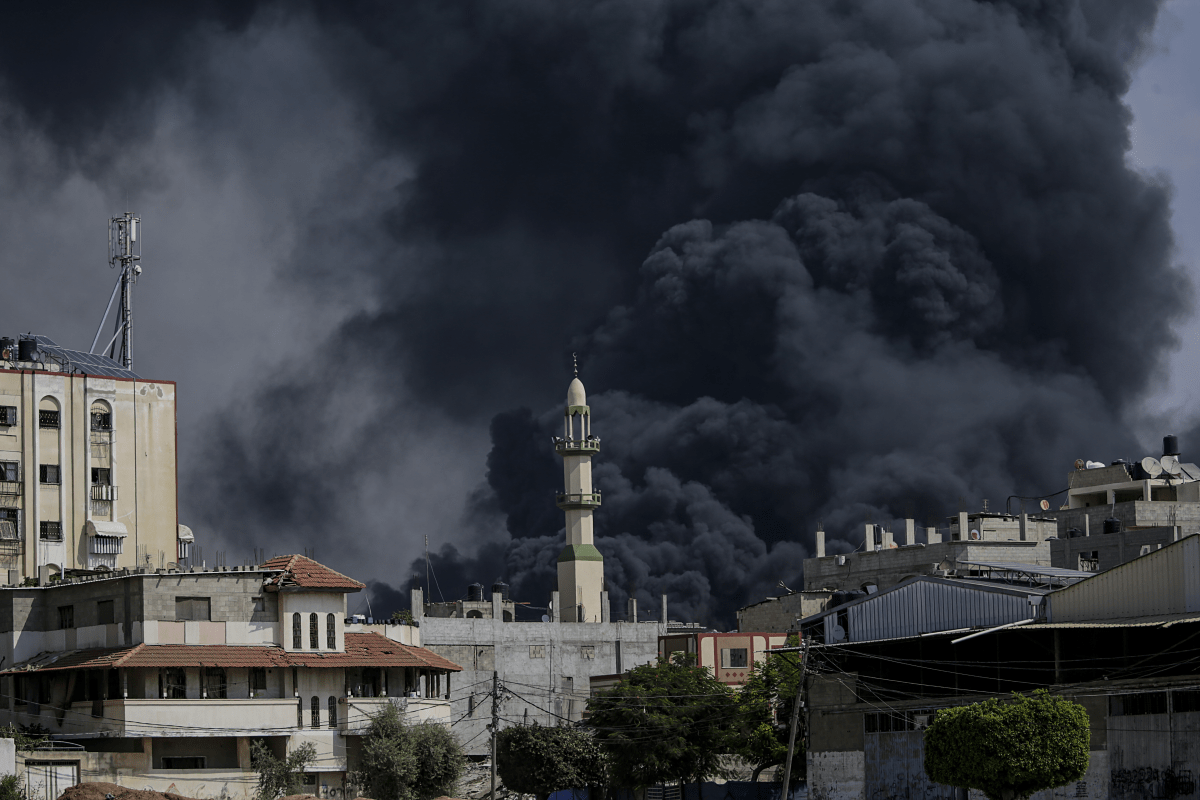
[{"xmin": 0, "ymin": 335, "xmax": 180, "ymax": 579}]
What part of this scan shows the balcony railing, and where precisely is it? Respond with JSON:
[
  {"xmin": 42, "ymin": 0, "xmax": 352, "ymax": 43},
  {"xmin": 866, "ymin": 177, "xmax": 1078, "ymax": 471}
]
[
  {"xmin": 553, "ymin": 436, "xmax": 601, "ymax": 455},
  {"xmin": 0, "ymin": 481, "xmax": 20, "ymax": 496},
  {"xmin": 555, "ymin": 491, "xmax": 602, "ymax": 510},
  {"xmin": 90, "ymin": 484, "xmax": 118, "ymax": 502},
  {"xmin": 13, "ymin": 698, "xmax": 303, "ymax": 739}
]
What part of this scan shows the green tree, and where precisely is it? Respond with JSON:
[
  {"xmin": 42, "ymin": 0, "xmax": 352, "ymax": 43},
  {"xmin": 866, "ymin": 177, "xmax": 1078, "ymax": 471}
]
[
  {"xmin": 586, "ymin": 653, "xmax": 739, "ymax": 791},
  {"xmin": 497, "ymin": 724, "xmax": 607, "ymax": 800},
  {"xmin": 390, "ymin": 610, "xmax": 415, "ymax": 625},
  {"xmin": 732, "ymin": 638, "xmax": 805, "ymax": 784},
  {"xmin": 250, "ymin": 739, "xmax": 316, "ymax": 800},
  {"xmin": 924, "ymin": 691, "xmax": 1090, "ymax": 800},
  {"xmin": 350, "ymin": 703, "xmax": 465, "ymax": 800}
]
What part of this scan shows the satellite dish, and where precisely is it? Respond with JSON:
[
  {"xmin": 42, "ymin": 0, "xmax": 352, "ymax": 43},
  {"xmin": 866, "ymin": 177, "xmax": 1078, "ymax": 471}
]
[
  {"xmin": 1074, "ymin": 459, "xmax": 1085, "ymax": 470},
  {"xmin": 1141, "ymin": 457, "xmax": 1164, "ymax": 478},
  {"xmin": 830, "ymin": 625, "xmax": 846, "ymax": 642},
  {"xmin": 1086, "ymin": 461, "xmax": 1106, "ymax": 469},
  {"xmin": 1163, "ymin": 455, "xmax": 1182, "ymax": 475},
  {"xmin": 541, "ymin": 615, "xmax": 550, "ymax": 623},
  {"xmin": 1040, "ymin": 500, "xmax": 1050, "ymax": 511}
]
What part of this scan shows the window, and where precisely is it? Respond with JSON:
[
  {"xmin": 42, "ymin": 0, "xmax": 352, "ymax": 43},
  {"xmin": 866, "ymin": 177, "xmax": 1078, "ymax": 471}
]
[
  {"xmin": 38, "ymin": 410, "xmax": 59, "ymax": 429},
  {"xmin": 581, "ymin": 645, "xmax": 595, "ymax": 659},
  {"xmin": 90, "ymin": 411, "xmax": 112, "ymax": 431},
  {"xmin": 311, "ymin": 695, "xmax": 320, "ymax": 728},
  {"xmin": 40, "ymin": 521, "xmax": 63, "ymax": 541},
  {"xmin": 561, "ymin": 676, "xmax": 573, "ymax": 694},
  {"xmin": 0, "ymin": 407, "xmax": 15, "ymax": 426},
  {"xmin": 327, "ymin": 613, "xmax": 336, "ymax": 649},
  {"xmin": 57, "ymin": 606, "xmax": 74, "ymax": 629},
  {"xmin": 328, "ymin": 696, "xmax": 337, "ymax": 728},
  {"xmin": 204, "ymin": 667, "xmax": 227, "ymax": 699},
  {"xmin": 250, "ymin": 668, "xmax": 267, "ymax": 695},
  {"xmin": 161, "ymin": 757, "xmax": 206, "ymax": 770},
  {"xmin": 721, "ymin": 648, "xmax": 749, "ymax": 669},
  {"xmin": 309, "ymin": 613, "xmax": 318, "ymax": 650},
  {"xmin": 1175, "ymin": 690, "xmax": 1200, "ymax": 713},
  {"xmin": 0, "ymin": 462, "xmax": 17, "ymax": 482},
  {"xmin": 0, "ymin": 509, "xmax": 18, "ymax": 540},
  {"xmin": 91, "ymin": 468, "xmax": 111, "ymax": 485},
  {"xmin": 39, "ymin": 464, "xmax": 60, "ymax": 484},
  {"xmin": 97, "ymin": 600, "xmax": 115, "ymax": 625},
  {"xmin": 292, "ymin": 613, "xmax": 301, "ymax": 649},
  {"xmin": 529, "ymin": 645, "xmax": 546, "ymax": 659},
  {"xmin": 161, "ymin": 668, "xmax": 186, "ymax": 699},
  {"xmin": 175, "ymin": 597, "xmax": 211, "ymax": 621}
]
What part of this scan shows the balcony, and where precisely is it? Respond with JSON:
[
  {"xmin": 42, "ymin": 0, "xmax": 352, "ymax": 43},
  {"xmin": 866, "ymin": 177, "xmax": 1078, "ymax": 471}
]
[
  {"xmin": 13, "ymin": 697, "xmax": 303, "ymax": 738},
  {"xmin": 555, "ymin": 491, "xmax": 602, "ymax": 510},
  {"xmin": 338, "ymin": 697, "xmax": 450, "ymax": 735},
  {"xmin": 90, "ymin": 485, "xmax": 118, "ymax": 502},
  {"xmin": 554, "ymin": 436, "xmax": 601, "ymax": 456}
]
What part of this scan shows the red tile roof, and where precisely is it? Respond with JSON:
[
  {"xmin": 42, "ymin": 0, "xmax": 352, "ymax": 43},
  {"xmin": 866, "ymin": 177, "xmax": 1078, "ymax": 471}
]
[
  {"xmin": 1, "ymin": 633, "xmax": 459, "ymax": 673},
  {"xmin": 261, "ymin": 555, "xmax": 364, "ymax": 592}
]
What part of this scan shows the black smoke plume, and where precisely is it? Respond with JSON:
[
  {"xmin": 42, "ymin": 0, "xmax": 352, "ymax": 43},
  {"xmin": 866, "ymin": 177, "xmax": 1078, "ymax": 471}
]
[{"xmin": 0, "ymin": 1, "xmax": 1184, "ymax": 627}]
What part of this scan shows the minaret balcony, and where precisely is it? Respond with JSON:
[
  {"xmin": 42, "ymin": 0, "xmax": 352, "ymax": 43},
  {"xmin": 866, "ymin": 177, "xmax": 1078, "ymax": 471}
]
[
  {"xmin": 554, "ymin": 436, "xmax": 601, "ymax": 456},
  {"xmin": 556, "ymin": 491, "xmax": 602, "ymax": 510}
]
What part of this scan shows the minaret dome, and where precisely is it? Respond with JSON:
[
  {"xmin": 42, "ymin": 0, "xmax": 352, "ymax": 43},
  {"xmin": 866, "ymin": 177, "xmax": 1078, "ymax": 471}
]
[{"xmin": 567, "ymin": 377, "xmax": 586, "ymax": 407}]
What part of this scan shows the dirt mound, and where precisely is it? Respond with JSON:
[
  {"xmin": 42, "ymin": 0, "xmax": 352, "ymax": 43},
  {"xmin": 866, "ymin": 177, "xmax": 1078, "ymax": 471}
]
[{"xmin": 57, "ymin": 784, "xmax": 207, "ymax": 800}]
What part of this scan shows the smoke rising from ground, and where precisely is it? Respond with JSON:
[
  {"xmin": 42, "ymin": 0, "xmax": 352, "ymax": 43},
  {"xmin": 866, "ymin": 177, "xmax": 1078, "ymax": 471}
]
[{"xmin": 0, "ymin": 1, "xmax": 1187, "ymax": 626}]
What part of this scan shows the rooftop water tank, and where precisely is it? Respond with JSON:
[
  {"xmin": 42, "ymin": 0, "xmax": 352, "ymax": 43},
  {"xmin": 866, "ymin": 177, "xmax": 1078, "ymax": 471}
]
[
  {"xmin": 1103, "ymin": 517, "xmax": 1121, "ymax": 535},
  {"xmin": 0, "ymin": 338, "xmax": 12, "ymax": 360},
  {"xmin": 17, "ymin": 338, "xmax": 38, "ymax": 362},
  {"xmin": 1164, "ymin": 435, "xmax": 1181, "ymax": 457},
  {"xmin": 491, "ymin": 581, "xmax": 509, "ymax": 601},
  {"xmin": 467, "ymin": 583, "xmax": 484, "ymax": 602}
]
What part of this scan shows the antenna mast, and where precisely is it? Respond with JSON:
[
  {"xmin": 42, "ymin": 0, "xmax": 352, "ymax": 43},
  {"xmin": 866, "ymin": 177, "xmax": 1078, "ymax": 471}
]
[{"xmin": 90, "ymin": 213, "xmax": 142, "ymax": 368}]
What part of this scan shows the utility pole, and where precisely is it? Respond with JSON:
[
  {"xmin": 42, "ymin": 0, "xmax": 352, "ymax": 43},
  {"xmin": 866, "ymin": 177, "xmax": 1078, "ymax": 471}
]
[
  {"xmin": 491, "ymin": 670, "xmax": 499, "ymax": 799},
  {"xmin": 780, "ymin": 641, "xmax": 809, "ymax": 800}
]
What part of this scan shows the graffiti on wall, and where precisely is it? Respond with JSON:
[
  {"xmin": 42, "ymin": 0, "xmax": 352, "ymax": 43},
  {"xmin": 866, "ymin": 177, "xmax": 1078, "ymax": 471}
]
[{"xmin": 1110, "ymin": 768, "xmax": 1196, "ymax": 799}]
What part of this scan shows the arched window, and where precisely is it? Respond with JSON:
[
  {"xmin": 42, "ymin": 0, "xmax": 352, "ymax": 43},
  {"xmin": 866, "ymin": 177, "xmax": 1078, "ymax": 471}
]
[
  {"xmin": 309, "ymin": 613, "xmax": 318, "ymax": 649},
  {"xmin": 311, "ymin": 695, "xmax": 320, "ymax": 728},
  {"xmin": 326, "ymin": 613, "xmax": 336, "ymax": 649},
  {"xmin": 89, "ymin": 400, "xmax": 112, "ymax": 432},
  {"xmin": 328, "ymin": 696, "xmax": 337, "ymax": 728},
  {"xmin": 292, "ymin": 613, "xmax": 301, "ymax": 649}
]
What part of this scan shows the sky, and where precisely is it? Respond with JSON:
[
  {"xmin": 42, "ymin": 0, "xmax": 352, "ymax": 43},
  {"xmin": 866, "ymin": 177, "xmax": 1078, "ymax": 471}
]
[{"xmin": 0, "ymin": 0, "xmax": 1194, "ymax": 627}]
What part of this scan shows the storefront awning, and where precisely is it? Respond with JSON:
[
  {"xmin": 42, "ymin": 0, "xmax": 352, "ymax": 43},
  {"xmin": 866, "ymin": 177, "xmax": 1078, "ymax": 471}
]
[{"xmin": 85, "ymin": 520, "xmax": 128, "ymax": 539}]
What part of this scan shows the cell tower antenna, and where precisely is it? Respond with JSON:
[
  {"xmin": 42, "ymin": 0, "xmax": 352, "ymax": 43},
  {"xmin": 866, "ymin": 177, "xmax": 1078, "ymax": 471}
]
[{"xmin": 88, "ymin": 212, "xmax": 143, "ymax": 369}]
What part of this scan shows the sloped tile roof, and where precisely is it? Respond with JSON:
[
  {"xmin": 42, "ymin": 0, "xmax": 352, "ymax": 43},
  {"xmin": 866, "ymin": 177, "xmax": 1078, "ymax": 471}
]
[
  {"xmin": 261, "ymin": 555, "xmax": 365, "ymax": 591},
  {"xmin": 1, "ymin": 633, "xmax": 459, "ymax": 673}
]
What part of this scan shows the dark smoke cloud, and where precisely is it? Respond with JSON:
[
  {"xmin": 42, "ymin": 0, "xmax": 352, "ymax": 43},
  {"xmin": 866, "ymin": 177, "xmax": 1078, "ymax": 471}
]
[{"xmin": 0, "ymin": 0, "xmax": 1187, "ymax": 627}]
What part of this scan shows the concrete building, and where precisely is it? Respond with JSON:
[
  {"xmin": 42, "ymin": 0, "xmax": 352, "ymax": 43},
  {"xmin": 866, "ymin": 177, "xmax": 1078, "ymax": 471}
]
[
  {"xmin": 0, "ymin": 554, "xmax": 459, "ymax": 799},
  {"xmin": 803, "ymin": 512, "xmax": 1053, "ymax": 593},
  {"xmin": 414, "ymin": 586, "xmax": 664, "ymax": 755},
  {"xmin": 657, "ymin": 630, "xmax": 787, "ymax": 686},
  {"xmin": 414, "ymin": 368, "xmax": 670, "ymax": 755},
  {"xmin": 803, "ymin": 536, "xmax": 1200, "ymax": 800},
  {"xmin": 737, "ymin": 591, "xmax": 832, "ymax": 632},
  {"xmin": 554, "ymin": 369, "xmax": 604, "ymax": 623},
  {"xmin": 0, "ymin": 334, "xmax": 182, "ymax": 579}
]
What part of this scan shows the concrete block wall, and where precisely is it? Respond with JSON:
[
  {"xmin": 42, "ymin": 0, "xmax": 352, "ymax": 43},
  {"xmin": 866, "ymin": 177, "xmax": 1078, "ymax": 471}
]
[{"xmin": 803, "ymin": 541, "xmax": 1050, "ymax": 592}]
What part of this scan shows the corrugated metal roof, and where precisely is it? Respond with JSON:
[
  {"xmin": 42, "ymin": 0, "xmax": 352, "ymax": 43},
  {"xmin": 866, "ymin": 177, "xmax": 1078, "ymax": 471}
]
[
  {"xmin": 1047, "ymin": 535, "xmax": 1200, "ymax": 623},
  {"xmin": 801, "ymin": 576, "xmax": 1040, "ymax": 644},
  {"xmin": 1036, "ymin": 612, "xmax": 1200, "ymax": 629},
  {"xmin": 958, "ymin": 561, "xmax": 1092, "ymax": 580}
]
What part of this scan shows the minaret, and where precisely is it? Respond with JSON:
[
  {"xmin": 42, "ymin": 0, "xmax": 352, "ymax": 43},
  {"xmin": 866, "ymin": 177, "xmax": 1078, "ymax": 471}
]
[{"xmin": 554, "ymin": 356, "xmax": 604, "ymax": 623}]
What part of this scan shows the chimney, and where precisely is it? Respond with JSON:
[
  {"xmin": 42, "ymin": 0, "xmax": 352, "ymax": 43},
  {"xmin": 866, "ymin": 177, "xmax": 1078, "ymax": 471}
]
[
  {"xmin": 816, "ymin": 528, "xmax": 826, "ymax": 557},
  {"xmin": 904, "ymin": 519, "xmax": 915, "ymax": 546}
]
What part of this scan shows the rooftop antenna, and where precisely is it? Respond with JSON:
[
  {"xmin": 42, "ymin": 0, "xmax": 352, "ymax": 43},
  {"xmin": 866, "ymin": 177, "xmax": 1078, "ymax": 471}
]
[{"xmin": 88, "ymin": 212, "xmax": 142, "ymax": 369}]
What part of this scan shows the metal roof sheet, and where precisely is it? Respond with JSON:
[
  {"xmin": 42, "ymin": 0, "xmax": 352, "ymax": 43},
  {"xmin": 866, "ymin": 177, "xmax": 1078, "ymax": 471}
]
[
  {"xmin": 1036, "ymin": 612, "xmax": 1200, "ymax": 629},
  {"xmin": 958, "ymin": 561, "xmax": 1092, "ymax": 579}
]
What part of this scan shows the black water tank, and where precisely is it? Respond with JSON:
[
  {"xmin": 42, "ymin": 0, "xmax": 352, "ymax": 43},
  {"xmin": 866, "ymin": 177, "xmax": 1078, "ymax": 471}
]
[
  {"xmin": 17, "ymin": 338, "xmax": 37, "ymax": 362},
  {"xmin": 467, "ymin": 583, "xmax": 484, "ymax": 602},
  {"xmin": 491, "ymin": 581, "xmax": 509, "ymax": 601},
  {"xmin": 1067, "ymin": 528, "xmax": 1083, "ymax": 539},
  {"xmin": 1164, "ymin": 435, "xmax": 1181, "ymax": 457},
  {"xmin": 1103, "ymin": 517, "xmax": 1121, "ymax": 535}
]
